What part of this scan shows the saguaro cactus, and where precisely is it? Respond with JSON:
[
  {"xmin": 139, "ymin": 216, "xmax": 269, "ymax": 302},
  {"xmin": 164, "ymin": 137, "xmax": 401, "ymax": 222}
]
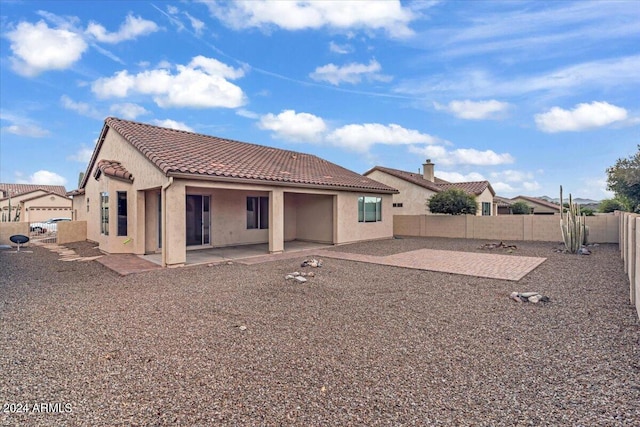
[{"xmin": 559, "ymin": 186, "xmax": 588, "ymax": 253}]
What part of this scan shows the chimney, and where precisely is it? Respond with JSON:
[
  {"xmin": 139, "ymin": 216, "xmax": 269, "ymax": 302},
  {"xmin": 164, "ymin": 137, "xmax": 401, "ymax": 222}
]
[{"xmin": 422, "ymin": 159, "xmax": 435, "ymax": 182}]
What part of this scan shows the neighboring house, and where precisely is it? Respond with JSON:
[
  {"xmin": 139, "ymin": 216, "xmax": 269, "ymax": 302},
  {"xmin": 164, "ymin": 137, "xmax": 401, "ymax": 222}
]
[
  {"xmin": 363, "ymin": 160, "xmax": 496, "ymax": 216},
  {"xmin": 0, "ymin": 184, "xmax": 71, "ymax": 222},
  {"xmin": 507, "ymin": 195, "xmax": 561, "ymax": 215},
  {"xmin": 494, "ymin": 196, "xmax": 515, "ymax": 215},
  {"xmin": 69, "ymin": 117, "xmax": 398, "ymax": 266}
]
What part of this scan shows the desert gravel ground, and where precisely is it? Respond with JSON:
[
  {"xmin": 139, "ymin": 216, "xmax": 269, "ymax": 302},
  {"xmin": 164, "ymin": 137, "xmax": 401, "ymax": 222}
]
[{"xmin": 1, "ymin": 237, "xmax": 639, "ymax": 426}]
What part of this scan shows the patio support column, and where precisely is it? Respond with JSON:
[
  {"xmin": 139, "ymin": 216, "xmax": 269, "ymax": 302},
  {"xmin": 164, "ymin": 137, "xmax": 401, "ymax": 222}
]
[
  {"xmin": 134, "ymin": 190, "xmax": 145, "ymax": 255},
  {"xmin": 164, "ymin": 180, "xmax": 186, "ymax": 266},
  {"xmin": 269, "ymin": 189, "xmax": 284, "ymax": 254}
]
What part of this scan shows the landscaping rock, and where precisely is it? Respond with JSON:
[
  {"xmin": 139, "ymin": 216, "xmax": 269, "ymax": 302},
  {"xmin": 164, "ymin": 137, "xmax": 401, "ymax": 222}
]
[
  {"xmin": 510, "ymin": 291, "xmax": 550, "ymax": 304},
  {"xmin": 294, "ymin": 276, "xmax": 307, "ymax": 283},
  {"xmin": 578, "ymin": 247, "xmax": 591, "ymax": 255},
  {"xmin": 301, "ymin": 258, "xmax": 323, "ymax": 268}
]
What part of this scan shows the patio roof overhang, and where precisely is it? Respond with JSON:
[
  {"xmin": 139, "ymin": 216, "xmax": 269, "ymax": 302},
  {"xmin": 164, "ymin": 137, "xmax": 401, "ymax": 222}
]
[{"xmin": 167, "ymin": 172, "xmax": 399, "ymax": 194}]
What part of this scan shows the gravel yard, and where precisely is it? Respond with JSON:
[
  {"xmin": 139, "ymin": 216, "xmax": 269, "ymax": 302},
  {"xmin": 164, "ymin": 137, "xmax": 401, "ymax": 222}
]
[{"xmin": 1, "ymin": 237, "xmax": 639, "ymax": 426}]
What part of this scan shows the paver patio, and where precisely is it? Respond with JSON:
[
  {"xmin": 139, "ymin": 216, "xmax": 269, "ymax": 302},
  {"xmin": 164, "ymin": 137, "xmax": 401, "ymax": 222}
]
[{"xmin": 315, "ymin": 248, "xmax": 547, "ymax": 281}]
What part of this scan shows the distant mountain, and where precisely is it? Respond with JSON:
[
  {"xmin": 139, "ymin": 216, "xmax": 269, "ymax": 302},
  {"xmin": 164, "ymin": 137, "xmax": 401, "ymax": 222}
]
[{"xmin": 537, "ymin": 195, "xmax": 601, "ymax": 205}]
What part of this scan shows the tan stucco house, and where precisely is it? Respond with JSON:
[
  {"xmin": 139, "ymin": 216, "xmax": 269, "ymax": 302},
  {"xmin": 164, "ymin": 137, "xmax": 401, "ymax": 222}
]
[
  {"xmin": 363, "ymin": 160, "xmax": 496, "ymax": 216},
  {"xmin": 69, "ymin": 117, "xmax": 397, "ymax": 266},
  {"xmin": 0, "ymin": 184, "xmax": 71, "ymax": 222},
  {"xmin": 507, "ymin": 195, "xmax": 561, "ymax": 215}
]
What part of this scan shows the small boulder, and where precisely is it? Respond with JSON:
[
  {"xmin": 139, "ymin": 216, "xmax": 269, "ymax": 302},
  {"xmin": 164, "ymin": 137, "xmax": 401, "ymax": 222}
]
[
  {"xmin": 578, "ymin": 247, "xmax": 591, "ymax": 255},
  {"xmin": 294, "ymin": 276, "xmax": 308, "ymax": 283}
]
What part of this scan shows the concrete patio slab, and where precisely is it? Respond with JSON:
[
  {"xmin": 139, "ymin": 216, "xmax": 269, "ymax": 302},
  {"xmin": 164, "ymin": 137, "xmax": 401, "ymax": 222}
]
[
  {"xmin": 141, "ymin": 241, "xmax": 331, "ymax": 267},
  {"xmin": 96, "ymin": 254, "xmax": 162, "ymax": 276}
]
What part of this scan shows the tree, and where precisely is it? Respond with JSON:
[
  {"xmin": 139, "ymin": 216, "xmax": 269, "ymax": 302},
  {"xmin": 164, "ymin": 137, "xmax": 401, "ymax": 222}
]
[
  {"xmin": 599, "ymin": 198, "xmax": 626, "ymax": 213},
  {"xmin": 510, "ymin": 201, "xmax": 531, "ymax": 215},
  {"xmin": 427, "ymin": 188, "xmax": 477, "ymax": 215},
  {"xmin": 606, "ymin": 145, "xmax": 640, "ymax": 212},
  {"xmin": 581, "ymin": 207, "xmax": 595, "ymax": 216}
]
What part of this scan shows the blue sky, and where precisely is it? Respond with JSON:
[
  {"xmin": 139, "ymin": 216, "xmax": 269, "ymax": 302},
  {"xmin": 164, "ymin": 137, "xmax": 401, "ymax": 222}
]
[{"xmin": 1, "ymin": 0, "xmax": 638, "ymax": 200}]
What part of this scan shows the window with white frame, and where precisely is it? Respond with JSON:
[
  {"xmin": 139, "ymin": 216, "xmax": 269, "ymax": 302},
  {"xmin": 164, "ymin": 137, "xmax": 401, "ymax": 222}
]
[
  {"xmin": 482, "ymin": 202, "xmax": 491, "ymax": 216},
  {"xmin": 358, "ymin": 196, "xmax": 382, "ymax": 222},
  {"xmin": 247, "ymin": 196, "xmax": 269, "ymax": 229},
  {"xmin": 100, "ymin": 192, "xmax": 109, "ymax": 235}
]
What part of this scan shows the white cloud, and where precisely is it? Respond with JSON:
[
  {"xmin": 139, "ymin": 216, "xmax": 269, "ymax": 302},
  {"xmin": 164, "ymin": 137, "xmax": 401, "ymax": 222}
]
[
  {"xmin": 86, "ymin": 14, "xmax": 159, "ymax": 43},
  {"xmin": 328, "ymin": 123, "xmax": 441, "ymax": 153},
  {"xmin": 329, "ymin": 41, "xmax": 353, "ymax": 54},
  {"xmin": 236, "ymin": 109, "xmax": 260, "ymax": 119},
  {"xmin": 522, "ymin": 181, "xmax": 541, "ymax": 192},
  {"xmin": 258, "ymin": 110, "xmax": 327, "ymax": 142},
  {"xmin": 3, "ymin": 125, "xmax": 49, "ymax": 138},
  {"xmin": 110, "ymin": 103, "xmax": 149, "ymax": 120},
  {"xmin": 490, "ymin": 170, "xmax": 535, "ymax": 183},
  {"xmin": 61, "ymin": 95, "xmax": 103, "ymax": 119},
  {"xmin": 256, "ymin": 111, "xmax": 446, "ymax": 154},
  {"xmin": 436, "ymin": 171, "xmax": 486, "ymax": 183},
  {"xmin": 7, "ymin": 20, "xmax": 88, "ymax": 76},
  {"xmin": 409, "ymin": 145, "xmax": 514, "ymax": 166},
  {"xmin": 151, "ymin": 119, "xmax": 194, "ymax": 132},
  {"xmin": 18, "ymin": 170, "xmax": 67, "ymax": 186},
  {"xmin": 185, "ymin": 12, "xmax": 206, "ymax": 36},
  {"xmin": 0, "ymin": 113, "xmax": 50, "ymax": 137},
  {"xmin": 395, "ymin": 55, "xmax": 640, "ymax": 100},
  {"xmin": 91, "ymin": 56, "xmax": 246, "ymax": 109},
  {"xmin": 534, "ymin": 101, "xmax": 628, "ymax": 133},
  {"xmin": 434, "ymin": 99, "xmax": 510, "ymax": 120},
  {"xmin": 201, "ymin": 0, "xmax": 415, "ymax": 38},
  {"xmin": 422, "ymin": 1, "xmax": 640, "ymax": 60},
  {"xmin": 67, "ymin": 146, "xmax": 94, "ymax": 163},
  {"xmin": 309, "ymin": 59, "xmax": 391, "ymax": 85},
  {"xmin": 578, "ymin": 176, "xmax": 614, "ymax": 200},
  {"xmin": 492, "ymin": 182, "xmax": 515, "ymax": 193},
  {"xmin": 489, "ymin": 170, "xmax": 542, "ymax": 195}
]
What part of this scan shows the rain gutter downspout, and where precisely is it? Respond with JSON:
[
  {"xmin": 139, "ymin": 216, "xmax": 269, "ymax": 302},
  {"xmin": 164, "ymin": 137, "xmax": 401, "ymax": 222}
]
[{"xmin": 161, "ymin": 177, "xmax": 173, "ymax": 267}]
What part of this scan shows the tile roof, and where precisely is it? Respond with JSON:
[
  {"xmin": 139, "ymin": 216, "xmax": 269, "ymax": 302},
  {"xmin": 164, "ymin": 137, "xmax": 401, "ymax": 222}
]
[
  {"xmin": 95, "ymin": 160, "xmax": 134, "ymax": 182},
  {"xmin": 494, "ymin": 196, "xmax": 513, "ymax": 207},
  {"xmin": 513, "ymin": 195, "xmax": 561, "ymax": 211},
  {"xmin": 79, "ymin": 118, "xmax": 397, "ymax": 194},
  {"xmin": 364, "ymin": 166, "xmax": 495, "ymax": 196},
  {"xmin": 438, "ymin": 181, "xmax": 493, "ymax": 196},
  {"xmin": 20, "ymin": 191, "xmax": 70, "ymax": 203},
  {"xmin": 364, "ymin": 166, "xmax": 442, "ymax": 192},
  {"xmin": 0, "ymin": 184, "xmax": 68, "ymax": 199}
]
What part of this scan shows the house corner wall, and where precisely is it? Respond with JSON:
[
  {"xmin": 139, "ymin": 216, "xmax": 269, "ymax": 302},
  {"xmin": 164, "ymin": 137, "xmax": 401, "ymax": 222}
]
[{"xmin": 335, "ymin": 193, "xmax": 393, "ymax": 244}]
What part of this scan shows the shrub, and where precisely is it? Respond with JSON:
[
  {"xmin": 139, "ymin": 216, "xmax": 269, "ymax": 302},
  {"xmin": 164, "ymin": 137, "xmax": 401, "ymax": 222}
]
[
  {"xmin": 580, "ymin": 207, "xmax": 595, "ymax": 216},
  {"xmin": 599, "ymin": 198, "xmax": 626, "ymax": 213},
  {"xmin": 427, "ymin": 188, "xmax": 477, "ymax": 215},
  {"xmin": 510, "ymin": 201, "xmax": 531, "ymax": 215}
]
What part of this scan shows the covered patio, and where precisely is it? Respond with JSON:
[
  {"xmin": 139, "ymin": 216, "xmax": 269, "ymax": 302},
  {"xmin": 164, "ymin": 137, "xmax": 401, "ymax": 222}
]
[{"xmin": 142, "ymin": 240, "xmax": 331, "ymax": 266}]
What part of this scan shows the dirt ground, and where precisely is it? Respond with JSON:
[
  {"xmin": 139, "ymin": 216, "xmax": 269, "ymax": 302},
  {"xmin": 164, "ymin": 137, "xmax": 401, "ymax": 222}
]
[{"xmin": 1, "ymin": 237, "xmax": 638, "ymax": 426}]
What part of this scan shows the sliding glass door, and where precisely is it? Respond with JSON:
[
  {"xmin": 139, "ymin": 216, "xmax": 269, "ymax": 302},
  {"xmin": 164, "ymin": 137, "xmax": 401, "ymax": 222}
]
[{"xmin": 186, "ymin": 195, "xmax": 210, "ymax": 246}]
